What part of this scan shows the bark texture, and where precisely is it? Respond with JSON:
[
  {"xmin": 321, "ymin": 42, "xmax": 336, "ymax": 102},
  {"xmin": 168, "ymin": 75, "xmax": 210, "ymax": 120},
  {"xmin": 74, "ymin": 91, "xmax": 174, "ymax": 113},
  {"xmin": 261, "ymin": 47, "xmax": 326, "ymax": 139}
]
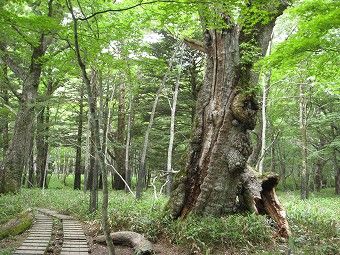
[
  {"xmin": 0, "ymin": 37, "xmax": 46, "ymax": 194},
  {"xmin": 165, "ymin": 0, "xmax": 289, "ymax": 238},
  {"xmin": 0, "ymin": 0, "xmax": 56, "ymax": 194}
]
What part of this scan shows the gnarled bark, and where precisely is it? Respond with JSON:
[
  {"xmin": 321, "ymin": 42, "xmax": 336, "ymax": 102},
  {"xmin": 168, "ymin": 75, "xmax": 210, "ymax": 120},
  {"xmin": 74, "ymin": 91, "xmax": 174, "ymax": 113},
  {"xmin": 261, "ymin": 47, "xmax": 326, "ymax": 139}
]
[
  {"xmin": 0, "ymin": 37, "xmax": 46, "ymax": 194},
  {"xmin": 165, "ymin": 0, "xmax": 289, "ymax": 238}
]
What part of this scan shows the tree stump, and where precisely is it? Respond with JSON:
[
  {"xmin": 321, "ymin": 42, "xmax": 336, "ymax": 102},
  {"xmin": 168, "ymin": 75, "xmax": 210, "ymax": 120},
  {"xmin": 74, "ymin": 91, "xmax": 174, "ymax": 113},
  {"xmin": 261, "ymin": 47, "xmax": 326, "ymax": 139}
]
[
  {"xmin": 239, "ymin": 166, "xmax": 290, "ymax": 238},
  {"xmin": 95, "ymin": 231, "xmax": 154, "ymax": 255}
]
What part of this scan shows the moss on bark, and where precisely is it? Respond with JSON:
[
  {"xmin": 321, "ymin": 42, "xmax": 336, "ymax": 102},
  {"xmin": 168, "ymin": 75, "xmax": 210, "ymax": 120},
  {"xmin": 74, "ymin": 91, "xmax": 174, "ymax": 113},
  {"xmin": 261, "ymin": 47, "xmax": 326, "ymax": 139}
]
[{"xmin": 0, "ymin": 209, "xmax": 33, "ymax": 240}]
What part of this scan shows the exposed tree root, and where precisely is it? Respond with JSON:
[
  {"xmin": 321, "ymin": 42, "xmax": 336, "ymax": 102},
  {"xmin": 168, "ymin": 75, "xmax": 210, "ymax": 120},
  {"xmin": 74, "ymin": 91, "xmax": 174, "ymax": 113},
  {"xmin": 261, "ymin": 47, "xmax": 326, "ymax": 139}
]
[{"xmin": 95, "ymin": 231, "xmax": 154, "ymax": 255}]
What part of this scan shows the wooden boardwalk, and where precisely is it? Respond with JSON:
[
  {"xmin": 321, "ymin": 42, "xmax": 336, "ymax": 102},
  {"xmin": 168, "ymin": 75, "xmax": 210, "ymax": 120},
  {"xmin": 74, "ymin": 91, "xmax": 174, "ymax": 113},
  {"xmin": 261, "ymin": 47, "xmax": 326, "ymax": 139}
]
[
  {"xmin": 14, "ymin": 209, "xmax": 90, "ymax": 255},
  {"xmin": 13, "ymin": 213, "xmax": 53, "ymax": 255}
]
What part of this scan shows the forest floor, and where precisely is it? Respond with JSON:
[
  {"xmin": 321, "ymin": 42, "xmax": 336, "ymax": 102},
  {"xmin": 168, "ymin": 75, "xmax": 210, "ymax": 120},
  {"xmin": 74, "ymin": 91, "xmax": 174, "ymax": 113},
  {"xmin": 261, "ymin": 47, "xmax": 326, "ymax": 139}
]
[
  {"xmin": 1, "ymin": 188, "xmax": 339, "ymax": 255},
  {"xmin": 0, "ymin": 221, "xmax": 190, "ymax": 255},
  {"xmin": 82, "ymin": 222, "xmax": 190, "ymax": 255}
]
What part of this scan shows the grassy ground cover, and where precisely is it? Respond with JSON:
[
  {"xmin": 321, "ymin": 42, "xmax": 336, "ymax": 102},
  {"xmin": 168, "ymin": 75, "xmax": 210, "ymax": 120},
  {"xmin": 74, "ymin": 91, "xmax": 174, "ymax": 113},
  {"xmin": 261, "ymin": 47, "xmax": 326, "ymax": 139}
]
[{"xmin": 0, "ymin": 174, "xmax": 339, "ymax": 254}]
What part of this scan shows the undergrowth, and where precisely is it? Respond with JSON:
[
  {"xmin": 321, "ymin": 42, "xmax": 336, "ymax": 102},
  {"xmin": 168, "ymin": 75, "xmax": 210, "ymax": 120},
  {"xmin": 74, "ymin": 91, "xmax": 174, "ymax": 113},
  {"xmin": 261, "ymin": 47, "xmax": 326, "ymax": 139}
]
[
  {"xmin": 279, "ymin": 189, "xmax": 340, "ymax": 255},
  {"xmin": 0, "ymin": 175, "xmax": 339, "ymax": 255}
]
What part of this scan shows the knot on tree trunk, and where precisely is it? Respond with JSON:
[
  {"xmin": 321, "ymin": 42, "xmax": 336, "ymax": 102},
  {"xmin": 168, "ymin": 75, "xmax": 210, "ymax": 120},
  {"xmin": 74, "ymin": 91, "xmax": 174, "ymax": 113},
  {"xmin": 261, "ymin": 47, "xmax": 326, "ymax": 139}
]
[{"xmin": 231, "ymin": 93, "xmax": 259, "ymax": 130}]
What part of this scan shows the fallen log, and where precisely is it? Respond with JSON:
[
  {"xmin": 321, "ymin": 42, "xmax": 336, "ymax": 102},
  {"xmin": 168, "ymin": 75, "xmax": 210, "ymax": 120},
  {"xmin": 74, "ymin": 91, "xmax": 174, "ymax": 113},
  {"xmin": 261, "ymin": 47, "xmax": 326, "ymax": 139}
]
[
  {"xmin": 0, "ymin": 209, "xmax": 33, "ymax": 240},
  {"xmin": 95, "ymin": 231, "xmax": 154, "ymax": 255}
]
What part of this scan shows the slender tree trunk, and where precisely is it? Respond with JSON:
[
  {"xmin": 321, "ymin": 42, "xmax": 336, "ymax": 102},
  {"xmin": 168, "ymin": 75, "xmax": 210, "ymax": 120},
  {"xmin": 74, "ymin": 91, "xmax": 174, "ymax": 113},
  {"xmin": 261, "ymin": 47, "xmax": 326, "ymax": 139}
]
[
  {"xmin": 67, "ymin": 1, "xmax": 115, "ymax": 253},
  {"xmin": 27, "ymin": 149, "xmax": 34, "ymax": 188},
  {"xmin": 247, "ymin": 125, "xmax": 262, "ymax": 167},
  {"xmin": 36, "ymin": 107, "xmax": 48, "ymax": 188},
  {"xmin": 136, "ymin": 46, "xmax": 178, "ymax": 198},
  {"xmin": 166, "ymin": 45, "xmax": 184, "ymax": 196},
  {"xmin": 277, "ymin": 143, "xmax": 287, "ymax": 190},
  {"xmin": 333, "ymin": 149, "xmax": 340, "ymax": 195},
  {"xmin": 270, "ymin": 129, "xmax": 276, "ymax": 173},
  {"xmin": 187, "ymin": 51, "xmax": 201, "ymax": 122},
  {"xmin": 313, "ymin": 137, "xmax": 325, "ymax": 192},
  {"xmin": 90, "ymin": 156, "xmax": 99, "ymax": 213},
  {"xmin": 257, "ymin": 72, "xmax": 270, "ymax": 173},
  {"xmin": 89, "ymin": 77, "xmax": 99, "ymax": 208},
  {"xmin": 166, "ymin": 1, "xmax": 289, "ymax": 238},
  {"xmin": 257, "ymin": 37, "xmax": 272, "ymax": 173},
  {"xmin": 125, "ymin": 91, "xmax": 133, "ymax": 193},
  {"xmin": 74, "ymin": 85, "xmax": 84, "ymax": 190},
  {"xmin": 36, "ymin": 79, "xmax": 52, "ymax": 189},
  {"xmin": 1, "ymin": 65, "xmax": 9, "ymax": 155},
  {"xmin": 84, "ymin": 110, "xmax": 91, "ymax": 191},
  {"xmin": 299, "ymin": 77, "xmax": 308, "ymax": 200},
  {"xmin": 87, "ymin": 127, "xmax": 95, "ymax": 191},
  {"xmin": 113, "ymin": 82, "xmax": 126, "ymax": 190}
]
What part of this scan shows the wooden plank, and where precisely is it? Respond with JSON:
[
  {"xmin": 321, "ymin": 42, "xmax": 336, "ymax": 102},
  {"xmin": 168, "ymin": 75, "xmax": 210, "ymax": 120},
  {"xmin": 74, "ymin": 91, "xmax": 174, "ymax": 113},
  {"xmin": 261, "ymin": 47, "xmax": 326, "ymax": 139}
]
[
  {"xmin": 14, "ymin": 212, "xmax": 53, "ymax": 255},
  {"xmin": 60, "ymin": 252, "xmax": 89, "ymax": 255},
  {"xmin": 13, "ymin": 251, "xmax": 45, "ymax": 255},
  {"xmin": 34, "ymin": 208, "xmax": 90, "ymax": 255}
]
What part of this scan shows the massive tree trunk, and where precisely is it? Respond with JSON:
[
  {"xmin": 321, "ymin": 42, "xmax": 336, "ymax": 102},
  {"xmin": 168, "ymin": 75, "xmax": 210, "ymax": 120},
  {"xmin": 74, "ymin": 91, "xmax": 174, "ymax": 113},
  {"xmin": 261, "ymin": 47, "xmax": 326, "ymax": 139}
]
[
  {"xmin": 0, "ymin": 36, "xmax": 46, "ymax": 194},
  {"xmin": 165, "ymin": 0, "xmax": 289, "ymax": 238},
  {"xmin": 0, "ymin": 0, "xmax": 57, "ymax": 194}
]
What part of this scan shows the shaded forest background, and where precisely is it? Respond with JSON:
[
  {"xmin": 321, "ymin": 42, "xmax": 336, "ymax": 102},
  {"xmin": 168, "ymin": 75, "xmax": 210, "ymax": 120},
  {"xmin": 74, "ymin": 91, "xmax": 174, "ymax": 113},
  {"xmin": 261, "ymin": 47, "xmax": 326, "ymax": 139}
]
[
  {"xmin": 0, "ymin": 0, "xmax": 339, "ymax": 254},
  {"xmin": 0, "ymin": 0, "xmax": 338, "ymax": 197}
]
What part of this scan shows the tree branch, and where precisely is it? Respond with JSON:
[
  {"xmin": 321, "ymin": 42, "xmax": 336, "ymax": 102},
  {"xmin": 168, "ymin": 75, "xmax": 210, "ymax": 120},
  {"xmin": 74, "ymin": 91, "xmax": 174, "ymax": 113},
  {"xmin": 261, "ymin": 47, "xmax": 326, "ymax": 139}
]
[
  {"xmin": 0, "ymin": 81, "xmax": 22, "ymax": 101},
  {"xmin": 0, "ymin": 43, "xmax": 27, "ymax": 80},
  {"xmin": 184, "ymin": 38, "xmax": 207, "ymax": 53},
  {"xmin": 78, "ymin": 0, "xmax": 211, "ymax": 21}
]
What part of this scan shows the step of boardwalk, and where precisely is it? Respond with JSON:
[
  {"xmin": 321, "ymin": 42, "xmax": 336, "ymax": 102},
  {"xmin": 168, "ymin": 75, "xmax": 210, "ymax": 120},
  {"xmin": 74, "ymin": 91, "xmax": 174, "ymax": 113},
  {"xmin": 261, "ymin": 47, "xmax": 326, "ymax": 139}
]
[
  {"xmin": 13, "ymin": 213, "xmax": 53, "ymax": 255},
  {"xmin": 61, "ymin": 219, "xmax": 89, "ymax": 255},
  {"xmin": 37, "ymin": 208, "xmax": 90, "ymax": 255}
]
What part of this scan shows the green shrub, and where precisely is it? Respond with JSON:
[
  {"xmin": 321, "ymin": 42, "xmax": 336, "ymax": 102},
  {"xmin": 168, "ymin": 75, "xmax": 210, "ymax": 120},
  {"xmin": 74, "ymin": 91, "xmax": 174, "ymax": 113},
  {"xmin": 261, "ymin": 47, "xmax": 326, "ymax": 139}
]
[{"xmin": 164, "ymin": 213, "xmax": 275, "ymax": 253}]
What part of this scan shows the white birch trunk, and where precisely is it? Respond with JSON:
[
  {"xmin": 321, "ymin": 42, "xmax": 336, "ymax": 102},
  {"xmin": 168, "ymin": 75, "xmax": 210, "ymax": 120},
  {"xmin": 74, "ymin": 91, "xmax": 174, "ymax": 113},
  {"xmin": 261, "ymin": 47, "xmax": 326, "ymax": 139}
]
[
  {"xmin": 257, "ymin": 38, "xmax": 272, "ymax": 174},
  {"xmin": 166, "ymin": 45, "xmax": 184, "ymax": 196},
  {"xmin": 136, "ymin": 43, "xmax": 181, "ymax": 198}
]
